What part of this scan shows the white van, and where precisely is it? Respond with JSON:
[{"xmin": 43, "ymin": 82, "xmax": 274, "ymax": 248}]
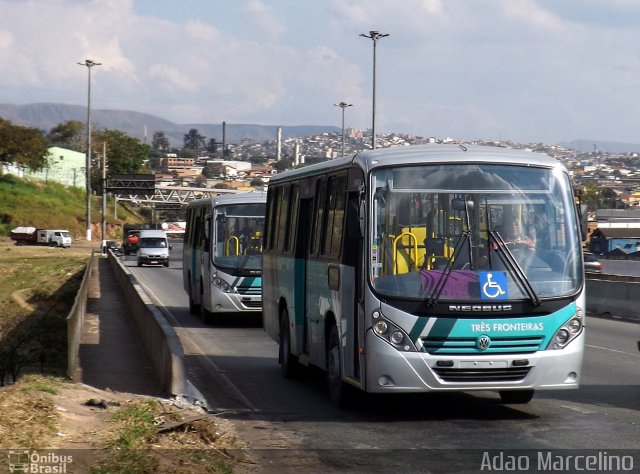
[{"xmin": 136, "ymin": 229, "xmax": 171, "ymax": 267}]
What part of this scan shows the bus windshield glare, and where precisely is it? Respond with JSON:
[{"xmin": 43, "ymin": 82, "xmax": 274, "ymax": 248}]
[
  {"xmin": 370, "ymin": 164, "xmax": 583, "ymax": 302},
  {"xmin": 213, "ymin": 203, "xmax": 265, "ymax": 271}
]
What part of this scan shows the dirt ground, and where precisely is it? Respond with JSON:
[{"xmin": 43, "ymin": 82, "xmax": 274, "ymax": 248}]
[
  {"xmin": 0, "ymin": 238, "xmax": 257, "ymax": 472},
  {"xmin": 0, "ymin": 375, "xmax": 256, "ymax": 472}
]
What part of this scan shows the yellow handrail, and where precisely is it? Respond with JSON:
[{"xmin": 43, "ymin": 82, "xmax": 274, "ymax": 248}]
[
  {"xmin": 224, "ymin": 236, "xmax": 239, "ymax": 256},
  {"xmin": 392, "ymin": 232, "xmax": 418, "ymax": 275}
]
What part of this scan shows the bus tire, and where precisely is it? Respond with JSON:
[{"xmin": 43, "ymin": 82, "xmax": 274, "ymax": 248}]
[
  {"xmin": 200, "ymin": 301, "xmax": 211, "ymax": 324},
  {"xmin": 188, "ymin": 279, "xmax": 199, "ymax": 315},
  {"xmin": 279, "ymin": 310, "xmax": 299, "ymax": 378},
  {"xmin": 327, "ymin": 324, "xmax": 352, "ymax": 408},
  {"xmin": 499, "ymin": 389, "xmax": 534, "ymax": 404}
]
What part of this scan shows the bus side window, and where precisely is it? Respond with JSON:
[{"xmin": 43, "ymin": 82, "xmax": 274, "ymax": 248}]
[
  {"xmin": 310, "ymin": 178, "xmax": 326, "ymax": 256},
  {"xmin": 264, "ymin": 187, "xmax": 276, "ymax": 251},
  {"xmin": 321, "ymin": 174, "xmax": 347, "ymax": 259},
  {"xmin": 285, "ymin": 184, "xmax": 299, "ymax": 253},
  {"xmin": 275, "ymin": 186, "xmax": 289, "ymax": 251}
]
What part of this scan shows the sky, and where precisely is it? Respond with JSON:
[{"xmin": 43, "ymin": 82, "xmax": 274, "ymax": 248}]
[{"xmin": 1, "ymin": 0, "xmax": 640, "ymax": 145}]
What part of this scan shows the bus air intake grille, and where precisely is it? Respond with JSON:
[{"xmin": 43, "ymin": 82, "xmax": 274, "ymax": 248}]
[
  {"xmin": 420, "ymin": 336, "xmax": 544, "ymax": 354},
  {"xmin": 241, "ymin": 300, "xmax": 262, "ymax": 309},
  {"xmin": 433, "ymin": 366, "xmax": 532, "ymax": 383},
  {"xmin": 236, "ymin": 286, "xmax": 261, "ymax": 296}
]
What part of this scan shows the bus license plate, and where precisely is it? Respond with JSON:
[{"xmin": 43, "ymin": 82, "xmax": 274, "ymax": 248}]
[{"xmin": 460, "ymin": 361, "xmax": 508, "ymax": 369}]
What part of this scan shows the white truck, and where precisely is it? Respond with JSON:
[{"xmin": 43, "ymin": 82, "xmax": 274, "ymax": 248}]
[
  {"xmin": 10, "ymin": 227, "xmax": 72, "ymax": 248},
  {"xmin": 136, "ymin": 229, "xmax": 170, "ymax": 267}
]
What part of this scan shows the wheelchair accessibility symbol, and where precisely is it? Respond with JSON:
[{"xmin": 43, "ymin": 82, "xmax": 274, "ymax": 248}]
[{"xmin": 479, "ymin": 272, "xmax": 509, "ymax": 300}]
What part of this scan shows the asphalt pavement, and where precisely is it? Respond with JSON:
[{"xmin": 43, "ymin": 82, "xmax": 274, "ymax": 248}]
[{"xmin": 73, "ymin": 254, "xmax": 164, "ymax": 396}]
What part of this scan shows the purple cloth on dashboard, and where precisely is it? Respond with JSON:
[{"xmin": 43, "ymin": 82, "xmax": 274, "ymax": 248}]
[{"xmin": 419, "ymin": 269, "xmax": 476, "ymax": 298}]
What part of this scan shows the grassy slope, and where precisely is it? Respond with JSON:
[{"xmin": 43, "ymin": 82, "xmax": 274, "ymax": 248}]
[{"xmin": 0, "ymin": 173, "xmax": 141, "ymax": 239}]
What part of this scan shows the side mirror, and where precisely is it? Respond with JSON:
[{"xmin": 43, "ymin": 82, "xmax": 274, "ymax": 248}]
[
  {"xmin": 358, "ymin": 201, "xmax": 366, "ymax": 236},
  {"xmin": 579, "ymin": 204, "xmax": 588, "ymax": 241}
]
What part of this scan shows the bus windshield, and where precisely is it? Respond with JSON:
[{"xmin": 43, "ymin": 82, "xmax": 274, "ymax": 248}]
[
  {"xmin": 370, "ymin": 163, "xmax": 583, "ymax": 302},
  {"xmin": 213, "ymin": 203, "xmax": 265, "ymax": 272}
]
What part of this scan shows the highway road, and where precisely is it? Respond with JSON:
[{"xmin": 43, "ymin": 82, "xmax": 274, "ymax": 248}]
[
  {"xmin": 600, "ymin": 258, "xmax": 640, "ymax": 277},
  {"xmin": 123, "ymin": 241, "xmax": 640, "ymax": 472}
]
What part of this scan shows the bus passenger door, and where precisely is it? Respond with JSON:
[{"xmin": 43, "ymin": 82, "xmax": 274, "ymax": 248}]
[
  {"xmin": 293, "ymin": 196, "xmax": 313, "ymax": 359},
  {"xmin": 304, "ymin": 177, "xmax": 327, "ymax": 366}
]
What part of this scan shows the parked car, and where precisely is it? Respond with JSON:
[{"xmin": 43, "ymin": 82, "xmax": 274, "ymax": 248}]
[{"xmin": 583, "ymin": 252, "xmax": 603, "ymax": 273}]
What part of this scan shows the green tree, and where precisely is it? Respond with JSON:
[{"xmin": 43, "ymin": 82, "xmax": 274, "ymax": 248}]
[
  {"xmin": 248, "ymin": 155, "xmax": 266, "ymax": 165},
  {"xmin": 271, "ymin": 160, "xmax": 292, "ymax": 172},
  {"xmin": 151, "ymin": 131, "xmax": 170, "ymax": 154},
  {"xmin": 202, "ymin": 163, "xmax": 220, "ymax": 179},
  {"xmin": 581, "ymin": 182, "xmax": 601, "ymax": 211},
  {"xmin": 94, "ymin": 130, "xmax": 151, "ymax": 189},
  {"xmin": 149, "ymin": 131, "xmax": 171, "ymax": 170},
  {"xmin": 46, "ymin": 120, "xmax": 85, "ymax": 151},
  {"xmin": 183, "ymin": 129, "xmax": 206, "ymax": 150},
  {"xmin": 0, "ymin": 118, "xmax": 49, "ymax": 172}
]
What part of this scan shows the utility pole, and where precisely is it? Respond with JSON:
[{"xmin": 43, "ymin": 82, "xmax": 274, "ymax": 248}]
[
  {"xmin": 359, "ymin": 31, "xmax": 389, "ymax": 149},
  {"xmin": 78, "ymin": 59, "xmax": 102, "ymax": 241},
  {"xmin": 333, "ymin": 102, "xmax": 353, "ymax": 157},
  {"xmin": 101, "ymin": 142, "xmax": 107, "ymax": 255}
]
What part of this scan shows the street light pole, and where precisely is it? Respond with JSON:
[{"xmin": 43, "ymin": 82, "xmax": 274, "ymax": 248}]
[
  {"xmin": 78, "ymin": 59, "xmax": 102, "ymax": 242},
  {"xmin": 333, "ymin": 101, "xmax": 353, "ymax": 157},
  {"xmin": 359, "ymin": 30, "xmax": 389, "ymax": 149},
  {"xmin": 101, "ymin": 142, "xmax": 107, "ymax": 255}
]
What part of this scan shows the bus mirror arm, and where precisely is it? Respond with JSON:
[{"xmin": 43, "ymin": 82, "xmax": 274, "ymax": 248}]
[
  {"xmin": 579, "ymin": 204, "xmax": 588, "ymax": 241},
  {"xmin": 358, "ymin": 201, "xmax": 366, "ymax": 236}
]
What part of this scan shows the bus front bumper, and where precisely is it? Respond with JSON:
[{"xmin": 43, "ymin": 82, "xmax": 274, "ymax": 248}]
[{"xmin": 364, "ymin": 330, "xmax": 584, "ymax": 393}]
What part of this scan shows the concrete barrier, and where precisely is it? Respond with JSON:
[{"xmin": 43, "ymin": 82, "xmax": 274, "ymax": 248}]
[
  {"xmin": 586, "ymin": 277, "xmax": 640, "ymax": 321},
  {"xmin": 106, "ymin": 251, "xmax": 186, "ymax": 396},
  {"xmin": 66, "ymin": 251, "xmax": 95, "ymax": 380}
]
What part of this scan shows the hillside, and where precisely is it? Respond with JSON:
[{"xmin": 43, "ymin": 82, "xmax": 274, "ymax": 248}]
[
  {"xmin": 0, "ymin": 102, "xmax": 340, "ymax": 147},
  {"xmin": 0, "ymin": 173, "xmax": 140, "ymax": 240}
]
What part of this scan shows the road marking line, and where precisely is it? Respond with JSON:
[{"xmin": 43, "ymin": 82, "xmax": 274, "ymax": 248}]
[
  {"xmin": 138, "ymin": 278, "xmax": 258, "ymax": 412},
  {"xmin": 586, "ymin": 344, "xmax": 639, "ymax": 356}
]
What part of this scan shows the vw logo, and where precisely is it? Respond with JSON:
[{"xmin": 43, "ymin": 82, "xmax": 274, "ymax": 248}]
[{"xmin": 477, "ymin": 335, "xmax": 491, "ymax": 350}]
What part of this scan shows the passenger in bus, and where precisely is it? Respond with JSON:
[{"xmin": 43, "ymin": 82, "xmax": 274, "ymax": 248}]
[
  {"xmin": 479, "ymin": 216, "xmax": 535, "ymax": 269},
  {"xmin": 494, "ymin": 217, "xmax": 534, "ymax": 248}
]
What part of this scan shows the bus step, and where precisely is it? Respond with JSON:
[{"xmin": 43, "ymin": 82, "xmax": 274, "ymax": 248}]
[{"xmin": 298, "ymin": 353, "xmax": 310, "ymax": 366}]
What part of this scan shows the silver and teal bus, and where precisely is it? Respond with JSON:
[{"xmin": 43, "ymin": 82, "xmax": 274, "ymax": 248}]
[
  {"xmin": 262, "ymin": 144, "xmax": 586, "ymax": 406},
  {"xmin": 183, "ymin": 191, "xmax": 266, "ymax": 322}
]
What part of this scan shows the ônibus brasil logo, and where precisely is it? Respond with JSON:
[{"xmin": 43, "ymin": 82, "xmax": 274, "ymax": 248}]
[{"xmin": 7, "ymin": 450, "xmax": 73, "ymax": 473}]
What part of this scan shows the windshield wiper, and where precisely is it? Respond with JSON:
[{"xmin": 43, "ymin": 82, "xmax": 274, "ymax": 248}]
[{"xmin": 488, "ymin": 231, "xmax": 541, "ymax": 306}]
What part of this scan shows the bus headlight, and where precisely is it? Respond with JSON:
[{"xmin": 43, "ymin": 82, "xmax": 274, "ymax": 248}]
[
  {"xmin": 555, "ymin": 329, "xmax": 569, "ymax": 345},
  {"xmin": 390, "ymin": 330, "xmax": 404, "ymax": 345},
  {"xmin": 550, "ymin": 310, "xmax": 584, "ymax": 349},
  {"xmin": 568, "ymin": 317, "xmax": 582, "ymax": 334},
  {"xmin": 374, "ymin": 320, "xmax": 388, "ymax": 335},
  {"xmin": 212, "ymin": 276, "xmax": 231, "ymax": 292},
  {"xmin": 370, "ymin": 311, "xmax": 415, "ymax": 351}
]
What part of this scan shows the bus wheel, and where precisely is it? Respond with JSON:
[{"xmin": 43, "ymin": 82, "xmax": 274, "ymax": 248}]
[
  {"xmin": 499, "ymin": 389, "xmax": 534, "ymax": 404},
  {"xmin": 327, "ymin": 324, "xmax": 351, "ymax": 408},
  {"xmin": 279, "ymin": 310, "xmax": 299, "ymax": 378},
  {"xmin": 188, "ymin": 279, "xmax": 199, "ymax": 315},
  {"xmin": 200, "ymin": 303, "xmax": 211, "ymax": 324}
]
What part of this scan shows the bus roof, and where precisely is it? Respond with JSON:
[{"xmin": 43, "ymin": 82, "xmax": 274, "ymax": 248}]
[
  {"xmin": 186, "ymin": 190, "xmax": 267, "ymax": 208},
  {"xmin": 268, "ymin": 144, "xmax": 565, "ymax": 184}
]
